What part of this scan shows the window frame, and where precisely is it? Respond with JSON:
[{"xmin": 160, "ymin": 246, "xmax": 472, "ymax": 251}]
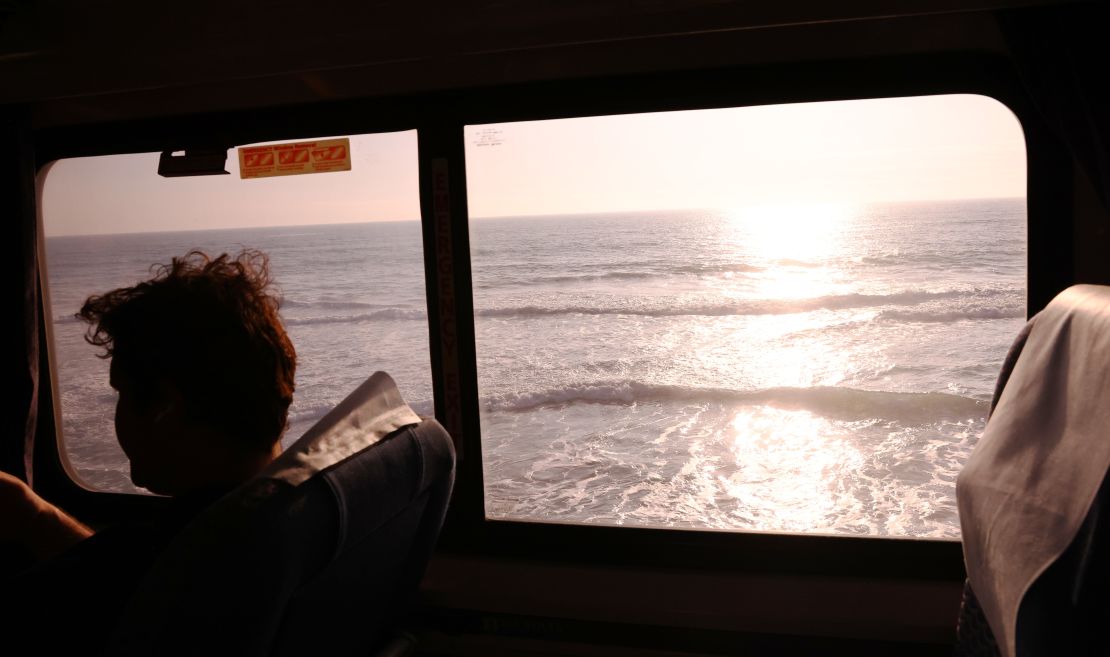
[
  {"xmin": 419, "ymin": 52, "xmax": 1060, "ymax": 582},
  {"xmin": 456, "ymin": 94, "xmax": 1031, "ymax": 553},
  {"xmin": 32, "ymin": 49, "xmax": 1067, "ymax": 581},
  {"xmin": 33, "ymin": 111, "xmax": 432, "ymax": 525}
]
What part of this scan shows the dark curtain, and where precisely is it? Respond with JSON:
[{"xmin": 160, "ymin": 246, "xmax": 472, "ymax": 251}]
[
  {"xmin": 1000, "ymin": 3, "xmax": 1110, "ymax": 215},
  {"xmin": 0, "ymin": 107, "xmax": 39, "ymax": 485}
]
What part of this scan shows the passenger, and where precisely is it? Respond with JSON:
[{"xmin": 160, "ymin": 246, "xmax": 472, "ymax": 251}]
[{"xmin": 0, "ymin": 249, "xmax": 296, "ymax": 652}]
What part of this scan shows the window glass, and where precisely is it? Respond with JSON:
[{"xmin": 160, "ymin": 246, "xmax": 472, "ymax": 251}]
[
  {"xmin": 41, "ymin": 131, "xmax": 429, "ymax": 493},
  {"xmin": 465, "ymin": 95, "xmax": 1027, "ymax": 538}
]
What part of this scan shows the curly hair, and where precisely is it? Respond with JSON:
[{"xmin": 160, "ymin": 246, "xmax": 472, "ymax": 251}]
[{"xmin": 79, "ymin": 250, "xmax": 296, "ymax": 452}]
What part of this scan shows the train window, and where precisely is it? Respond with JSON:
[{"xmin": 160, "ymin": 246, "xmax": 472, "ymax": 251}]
[
  {"xmin": 40, "ymin": 131, "xmax": 429, "ymax": 494},
  {"xmin": 465, "ymin": 95, "xmax": 1027, "ymax": 538}
]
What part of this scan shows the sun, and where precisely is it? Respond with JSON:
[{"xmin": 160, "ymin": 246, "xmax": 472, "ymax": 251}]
[
  {"xmin": 718, "ymin": 202, "xmax": 856, "ymax": 299},
  {"xmin": 725, "ymin": 201, "xmax": 854, "ymax": 261}
]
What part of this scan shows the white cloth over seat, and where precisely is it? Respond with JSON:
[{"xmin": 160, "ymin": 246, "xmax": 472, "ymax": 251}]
[
  {"xmin": 957, "ymin": 284, "xmax": 1110, "ymax": 657},
  {"xmin": 265, "ymin": 370, "xmax": 422, "ymax": 486}
]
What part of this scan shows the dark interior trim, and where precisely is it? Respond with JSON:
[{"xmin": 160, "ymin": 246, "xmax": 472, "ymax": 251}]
[{"xmin": 31, "ymin": 48, "xmax": 1059, "ymax": 580}]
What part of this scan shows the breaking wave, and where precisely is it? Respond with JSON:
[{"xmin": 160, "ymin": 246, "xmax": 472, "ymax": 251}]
[
  {"xmin": 280, "ymin": 289, "xmax": 1021, "ymax": 325},
  {"xmin": 672, "ymin": 262, "xmax": 766, "ymax": 275},
  {"xmin": 283, "ymin": 308, "xmax": 426, "ymax": 325},
  {"xmin": 775, "ymin": 258, "xmax": 822, "ymax": 268},
  {"xmin": 518, "ymin": 270, "xmax": 668, "ymax": 284},
  {"xmin": 877, "ymin": 306, "xmax": 1025, "ymax": 322},
  {"xmin": 283, "ymin": 299, "xmax": 385, "ymax": 310},
  {"xmin": 479, "ymin": 262, "xmax": 765, "ymax": 286},
  {"xmin": 477, "ymin": 288, "xmax": 1013, "ymax": 319},
  {"xmin": 482, "ymin": 381, "xmax": 987, "ymax": 424}
]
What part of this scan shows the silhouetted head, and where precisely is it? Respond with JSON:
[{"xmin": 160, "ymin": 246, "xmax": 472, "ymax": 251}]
[{"xmin": 79, "ymin": 250, "xmax": 296, "ymax": 496}]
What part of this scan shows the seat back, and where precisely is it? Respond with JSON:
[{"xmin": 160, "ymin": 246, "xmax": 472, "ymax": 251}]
[
  {"xmin": 1010, "ymin": 472, "xmax": 1109, "ymax": 657},
  {"xmin": 956, "ymin": 285, "xmax": 1110, "ymax": 657},
  {"xmin": 110, "ymin": 373, "xmax": 455, "ymax": 657},
  {"xmin": 273, "ymin": 418, "xmax": 455, "ymax": 655}
]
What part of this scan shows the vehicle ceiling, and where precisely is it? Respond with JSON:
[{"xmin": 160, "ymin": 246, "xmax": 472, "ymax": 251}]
[{"xmin": 0, "ymin": 0, "xmax": 1084, "ymax": 127}]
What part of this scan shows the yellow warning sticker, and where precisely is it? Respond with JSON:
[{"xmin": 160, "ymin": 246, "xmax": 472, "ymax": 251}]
[{"xmin": 238, "ymin": 137, "xmax": 352, "ymax": 179}]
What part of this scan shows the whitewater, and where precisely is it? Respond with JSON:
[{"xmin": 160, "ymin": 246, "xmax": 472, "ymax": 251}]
[{"xmin": 45, "ymin": 198, "xmax": 1025, "ymax": 538}]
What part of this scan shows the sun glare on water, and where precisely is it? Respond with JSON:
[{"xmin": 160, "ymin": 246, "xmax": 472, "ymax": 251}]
[
  {"xmin": 693, "ymin": 202, "xmax": 860, "ymax": 389},
  {"xmin": 723, "ymin": 407, "xmax": 866, "ymax": 532},
  {"xmin": 726, "ymin": 201, "xmax": 854, "ymax": 259},
  {"xmin": 722, "ymin": 202, "xmax": 855, "ymax": 300}
]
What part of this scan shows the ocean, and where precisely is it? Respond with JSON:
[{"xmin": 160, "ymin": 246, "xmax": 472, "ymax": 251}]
[{"xmin": 45, "ymin": 198, "xmax": 1025, "ymax": 538}]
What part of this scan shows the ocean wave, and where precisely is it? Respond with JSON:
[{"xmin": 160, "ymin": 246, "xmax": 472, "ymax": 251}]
[
  {"xmin": 526, "ymin": 271, "xmax": 665, "ymax": 284},
  {"xmin": 672, "ymin": 263, "xmax": 765, "ymax": 275},
  {"xmin": 477, "ymin": 288, "xmax": 1015, "ymax": 319},
  {"xmin": 856, "ymin": 252, "xmax": 906, "ymax": 266},
  {"xmin": 283, "ymin": 299, "xmax": 384, "ymax": 310},
  {"xmin": 480, "ymin": 262, "xmax": 765, "ymax": 286},
  {"xmin": 877, "ymin": 306, "xmax": 1025, "ymax": 322},
  {"xmin": 283, "ymin": 308, "xmax": 426, "ymax": 325},
  {"xmin": 855, "ymin": 249, "xmax": 1024, "ymax": 268},
  {"xmin": 483, "ymin": 381, "xmax": 987, "ymax": 424},
  {"xmin": 775, "ymin": 258, "xmax": 822, "ymax": 268}
]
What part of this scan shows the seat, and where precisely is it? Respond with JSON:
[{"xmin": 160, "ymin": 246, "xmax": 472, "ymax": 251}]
[
  {"xmin": 955, "ymin": 285, "xmax": 1110, "ymax": 657},
  {"xmin": 108, "ymin": 372, "xmax": 456, "ymax": 657}
]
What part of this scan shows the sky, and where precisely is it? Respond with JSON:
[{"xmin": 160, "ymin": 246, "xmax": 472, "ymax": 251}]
[{"xmin": 42, "ymin": 94, "xmax": 1026, "ymax": 237}]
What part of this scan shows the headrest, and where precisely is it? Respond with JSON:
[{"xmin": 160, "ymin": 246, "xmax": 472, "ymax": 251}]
[
  {"xmin": 263, "ymin": 371, "xmax": 422, "ymax": 486},
  {"xmin": 957, "ymin": 284, "xmax": 1110, "ymax": 657}
]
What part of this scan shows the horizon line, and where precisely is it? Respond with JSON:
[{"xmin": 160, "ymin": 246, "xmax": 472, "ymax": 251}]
[{"xmin": 45, "ymin": 195, "xmax": 1026, "ymax": 238}]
